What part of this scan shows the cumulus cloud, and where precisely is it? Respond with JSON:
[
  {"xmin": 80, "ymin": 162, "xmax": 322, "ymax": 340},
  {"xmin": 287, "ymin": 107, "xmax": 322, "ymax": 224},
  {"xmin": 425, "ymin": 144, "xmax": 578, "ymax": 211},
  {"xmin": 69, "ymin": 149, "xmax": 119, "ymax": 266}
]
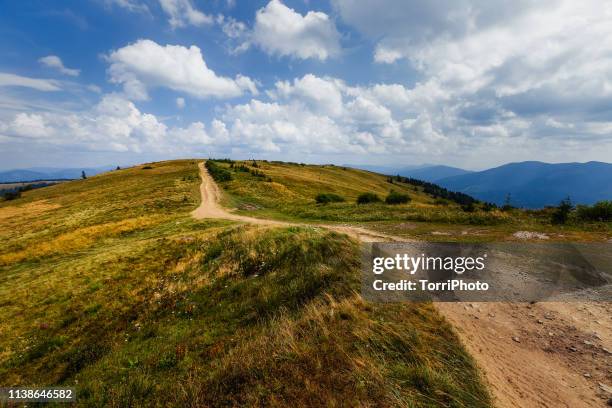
[
  {"xmin": 0, "ymin": 94, "xmax": 228, "ymax": 153},
  {"xmin": 326, "ymin": 0, "xmax": 612, "ymax": 164},
  {"xmin": 107, "ymin": 39, "xmax": 257, "ymax": 100},
  {"xmin": 39, "ymin": 55, "xmax": 80, "ymax": 77},
  {"xmin": 0, "ymin": 72, "xmax": 61, "ymax": 92},
  {"xmin": 10, "ymin": 113, "xmax": 52, "ymax": 138},
  {"xmin": 104, "ymin": 0, "xmax": 149, "ymax": 13},
  {"xmin": 159, "ymin": 0, "xmax": 213, "ymax": 28},
  {"xmin": 246, "ymin": 0, "xmax": 341, "ymax": 60},
  {"xmin": 3, "ymin": 71, "xmax": 612, "ymax": 166},
  {"xmin": 215, "ymin": 74, "xmax": 446, "ymax": 155}
]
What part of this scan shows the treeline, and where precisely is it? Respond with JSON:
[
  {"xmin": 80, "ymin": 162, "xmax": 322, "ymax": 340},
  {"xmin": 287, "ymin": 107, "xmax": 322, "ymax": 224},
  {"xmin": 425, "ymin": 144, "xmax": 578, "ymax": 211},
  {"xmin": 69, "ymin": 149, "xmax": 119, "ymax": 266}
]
[
  {"xmin": 229, "ymin": 160, "xmax": 273, "ymax": 182},
  {"xmin": 387, "ymin": 175, "xmax": 477, "ymax": 206},
  {"xmin": 207, "ymin": 159, "xmax": 273, "ymax": 182},
  {"xmin": 548, "ymin": 198, "xmax": 612, "ymax": 224},
  {"xmin": 0, "ymin": 182, "xmax": 58, "ymax": 201},
  {"xmin": 576, "ymin": 201, "xmax": 612, "ymax": 222},
  {"xmin": 205, "ymin": 160, "xmax": 232, "ymax": 182}
]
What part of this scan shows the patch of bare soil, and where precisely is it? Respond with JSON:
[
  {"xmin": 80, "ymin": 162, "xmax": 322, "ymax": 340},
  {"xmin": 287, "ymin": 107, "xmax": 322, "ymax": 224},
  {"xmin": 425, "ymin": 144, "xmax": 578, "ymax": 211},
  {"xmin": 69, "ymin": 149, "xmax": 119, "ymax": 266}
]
[{"xmin": 438, "ymin": 301, "xmax": 612, "ymax": 407}]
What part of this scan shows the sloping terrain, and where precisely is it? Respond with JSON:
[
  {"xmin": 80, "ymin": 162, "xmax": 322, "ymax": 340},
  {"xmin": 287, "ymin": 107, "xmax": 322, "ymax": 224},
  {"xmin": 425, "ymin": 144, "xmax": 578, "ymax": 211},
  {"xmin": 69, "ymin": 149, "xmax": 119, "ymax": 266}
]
[
  {"xmin": 0, "ymin": 160, "xmax": 490, "ymax": 407},
  {"xmin": 202, "ymin": 160, "xmax": 612, "ymax": 407},
  {"xmin": 206, "ymin": 160, "xmax": 612, "ymax": 243}
]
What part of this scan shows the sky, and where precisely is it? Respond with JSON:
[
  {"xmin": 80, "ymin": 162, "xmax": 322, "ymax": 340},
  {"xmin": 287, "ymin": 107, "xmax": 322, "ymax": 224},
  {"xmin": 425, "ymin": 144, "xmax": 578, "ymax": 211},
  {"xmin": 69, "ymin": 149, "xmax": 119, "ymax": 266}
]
[{"xmin": 1, "ymin": 0, "xmax": 611, "ymax": 170}]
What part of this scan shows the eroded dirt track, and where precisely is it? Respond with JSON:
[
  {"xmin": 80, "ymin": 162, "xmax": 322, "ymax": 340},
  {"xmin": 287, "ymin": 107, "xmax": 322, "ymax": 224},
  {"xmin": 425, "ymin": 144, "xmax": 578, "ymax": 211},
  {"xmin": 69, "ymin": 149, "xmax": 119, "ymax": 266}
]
[
  {"xmin": 191, "ymin": 162, "xmax": 406, "ymax": 242},
  {"xmin": 192, "ymin": 161, "xmax": 612, "ymax": 407}
]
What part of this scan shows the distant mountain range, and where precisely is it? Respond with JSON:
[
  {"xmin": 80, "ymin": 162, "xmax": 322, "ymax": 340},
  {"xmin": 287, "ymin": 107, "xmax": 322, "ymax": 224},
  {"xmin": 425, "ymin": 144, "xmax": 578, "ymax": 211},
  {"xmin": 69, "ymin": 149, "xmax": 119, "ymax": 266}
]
[
  {"xmin": 397, "ymin": 165, "xmax": 472, "ymax": 182},
  {"xmin": 437, "ymin": 161, "xmax": 612, "ymax": 208},
  {"xmin": 348, "ymin": 164, "xmax": 471, "ymax": 182},
  {"xmin": 347, "ymin": 164, "xmax": 429, "ymax": 175},
  {"xmin": 0, "ymin": 166, "xmax": 115, "ymax": 182},
  {"xmin": 350, "ymin": 161, "xmax": 612, "ymax": 208}
]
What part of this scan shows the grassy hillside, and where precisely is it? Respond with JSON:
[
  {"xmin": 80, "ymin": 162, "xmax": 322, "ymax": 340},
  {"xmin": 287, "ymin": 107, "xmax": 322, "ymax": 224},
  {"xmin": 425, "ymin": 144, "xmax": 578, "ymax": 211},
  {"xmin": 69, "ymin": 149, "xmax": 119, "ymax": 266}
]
[
  {"xmin": 213, "ymin": 160, "xmax": 612, "ymax": 242},
  {"xmin": 0, "ymin": 160, "xmax": 491, "ymax": 407}
]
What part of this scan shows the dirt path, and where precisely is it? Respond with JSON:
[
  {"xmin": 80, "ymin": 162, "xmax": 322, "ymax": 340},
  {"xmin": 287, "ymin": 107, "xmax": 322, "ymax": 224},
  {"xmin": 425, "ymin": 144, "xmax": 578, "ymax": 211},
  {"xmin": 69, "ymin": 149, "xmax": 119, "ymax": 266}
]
[
  {"xmin": 191, "ymin": 161, "xmax": 611, "ymax": 407},
  {"xmin": 191, "ymin": 162, "xmax": 405, "ymax": 242}
]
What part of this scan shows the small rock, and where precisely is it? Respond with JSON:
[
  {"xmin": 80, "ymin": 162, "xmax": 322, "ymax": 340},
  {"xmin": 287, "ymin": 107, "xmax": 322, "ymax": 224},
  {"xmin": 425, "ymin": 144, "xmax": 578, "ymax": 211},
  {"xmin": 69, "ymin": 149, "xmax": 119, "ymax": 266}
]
[
  {"xmin": 512, "ymin": 336, "xmax": 521, "ymax": 343},
  {"xmin": 584, "ymin": 373, "xmax": 591, "ymax": 378},
  {"xmin": 583, "ymin": 340, "xmax": 594, "ymax": 346},
  {"xmin": 599, "ymin": 383, "xmax": 612, "ymax": 394},
  {"xmin": 488, "ymin": 312, "xmax": 495, "ymax": 318},
  {"xmin": 569, "ymin": 346, "xmax": 578, "ymax": 352},
  {"xmin": 549, "ymin": 332, "xmax": 555, "ymax": 336},
  {"xmin": 537, "ymin": 319, "xmax": 544, "ymax": 324},
  {"xmin": 602, "ymin": 348, "xmax": 612, "ymax": 355}
]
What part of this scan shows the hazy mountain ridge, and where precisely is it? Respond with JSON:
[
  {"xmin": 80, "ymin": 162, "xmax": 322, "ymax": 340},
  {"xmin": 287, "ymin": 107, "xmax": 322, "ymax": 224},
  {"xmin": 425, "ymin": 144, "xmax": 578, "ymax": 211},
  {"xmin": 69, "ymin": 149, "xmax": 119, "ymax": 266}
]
[
  {"xmin": 397, "ymin": 165, "xmax": 473, "ymax": 182},
  {"xmin": 0, "ymin": 166, "xmax": 116, "ymax": 182},
  {"xmin": 438, "ymin": 161, "xmax": 612, "ymax": 208}
]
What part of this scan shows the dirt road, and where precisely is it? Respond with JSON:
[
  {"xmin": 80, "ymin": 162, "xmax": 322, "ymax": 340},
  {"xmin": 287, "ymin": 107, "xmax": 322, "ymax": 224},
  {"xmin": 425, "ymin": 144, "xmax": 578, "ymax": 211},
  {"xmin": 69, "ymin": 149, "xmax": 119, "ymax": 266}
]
[
  {"xmin": 191, "ymin": 161, "xmax": 611, "ymax": 407},
  {"xmin": 191, "ymin": 162, "xmax": 405, "ymax": 242}
]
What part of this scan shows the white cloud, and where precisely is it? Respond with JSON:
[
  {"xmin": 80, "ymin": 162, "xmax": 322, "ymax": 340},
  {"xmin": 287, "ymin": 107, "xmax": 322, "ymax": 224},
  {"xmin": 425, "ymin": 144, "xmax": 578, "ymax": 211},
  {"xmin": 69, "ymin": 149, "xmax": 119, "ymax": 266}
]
[
  {"xmin": 10, "ymin": 113, "xmax": 52, "ymax": 138},
  {"xmin": 218, "ymin": 15, "xmax": 247, "ymax": 39},
  {"xmin": 270, "ymin": 74, "xmax": 345, "ymax": 116},
  {"xmin": 39, "ymin": 55, "xmax": 80, "ymax": 77},
  {"xmin": 216, "ymin": 75, "xmax": 422, "ymax": 155},
  {"xmin": 0, "ymin": 94, "xmax": 229, "ymax": 153},
  {"xmin": 3, "ymin": 71, "xmax": 612, "ymax": 166},
  {"xmin": 87, "ymin": 84, "xmax": 103, "ymax": 93},
  {"xmin": 0, "ymin": 72, "xmax": 61, "ymax": 92},
  {"xmin": 176, "ymin": 97, "xmax": 185, "ymax": 109},
  {"xmin": 159, "ymin": 0, "xmax": 213, "ymax": 28},
  {"xmin": 325, "ymin": 0, "xmax": 612, "ymax": 165},
  {"xmin": 249, "ymin": 0, "xmax": 341, "ymax": 60},
  {"xmin": 105, "ymin": 0, "xmax": 149, "ymax": 13},
  {"xmin": 107, "ymin": 39, "xmax": 257, "ymax": 100}
]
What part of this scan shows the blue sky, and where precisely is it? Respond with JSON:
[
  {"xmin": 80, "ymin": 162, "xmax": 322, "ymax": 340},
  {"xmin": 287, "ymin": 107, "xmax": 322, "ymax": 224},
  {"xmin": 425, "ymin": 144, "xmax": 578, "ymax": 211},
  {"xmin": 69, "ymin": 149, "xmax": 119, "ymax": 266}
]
[{"xmin": 1, "ymin": 0, "xmax": 611, "ymax": 170}]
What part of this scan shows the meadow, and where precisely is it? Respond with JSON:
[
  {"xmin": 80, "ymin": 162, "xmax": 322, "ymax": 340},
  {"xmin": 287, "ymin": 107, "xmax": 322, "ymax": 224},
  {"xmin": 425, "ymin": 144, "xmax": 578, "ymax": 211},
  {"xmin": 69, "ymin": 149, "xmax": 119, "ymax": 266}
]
[
  {"xmin": 216, "ymin": 160, "xmax": 612, "ymax": 242},
  {"xmin": 0, "ymin": 160, "xmax": 491, "ymax": 407}
]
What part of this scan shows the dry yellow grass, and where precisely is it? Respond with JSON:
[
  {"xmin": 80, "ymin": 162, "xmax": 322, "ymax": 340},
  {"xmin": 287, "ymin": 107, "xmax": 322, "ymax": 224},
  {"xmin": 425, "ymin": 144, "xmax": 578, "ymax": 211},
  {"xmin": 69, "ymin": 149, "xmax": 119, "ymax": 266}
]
[
  {"xmin": 0, "ymin": 216, "xmax": 164, "ymax": 265},
  {"xmin": 0, "ymin": 159, "xmax": 491, "ymax": 407}
]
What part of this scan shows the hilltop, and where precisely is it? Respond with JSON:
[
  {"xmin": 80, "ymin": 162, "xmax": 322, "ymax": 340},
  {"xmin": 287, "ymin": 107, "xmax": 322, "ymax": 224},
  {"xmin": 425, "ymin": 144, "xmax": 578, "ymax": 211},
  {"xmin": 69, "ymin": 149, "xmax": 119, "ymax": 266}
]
[
  {"xmin": 0, "ymin": 160, "xmax": 490, "ymax": 407},
  {"xmin": 205, "ymin": 159, "xmax": 611, "ymax": 242}
]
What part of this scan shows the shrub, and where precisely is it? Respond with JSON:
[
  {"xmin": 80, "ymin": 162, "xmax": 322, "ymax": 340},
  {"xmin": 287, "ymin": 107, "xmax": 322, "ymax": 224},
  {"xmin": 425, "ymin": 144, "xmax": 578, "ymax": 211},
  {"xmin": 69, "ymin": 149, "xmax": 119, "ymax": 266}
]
[
  {"xmin": 205, "ymin": 161, "xmax": 233, "ymax": 182},
  {"xmin": 250, "ymin": 168, "xmax": 270, "ymax": 181},
  {"xmin": 482, "ymin": 202, "xmax": 497, "ymax": 212},
  {"xmin": 142, "ymin": 166, "xmax": 153, "ymax": 170},
  {"xmin": 385, "ymin": 190, "xmax": 410, "ymax": 205},
  {"xmin": 575, "ymin": 201, "xmax": 612, "ymax": 222},
  {"xmin": 551, "ymin": 197, "xmax": 573, "ymax": 224},
  {"xmin": 315, "ymin": 193, "xmax": 345, "ymax": 204},
  {"xmin": 461, "ymin": 202, "xmax": 475, "ymax": 212},
  {"xmin": 2, "ymin": 190, "xmax": 21, "ymax": 201},
  {"xmin": 357, "ymin": 192, "xmax": 381, "ymax": 204}
]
